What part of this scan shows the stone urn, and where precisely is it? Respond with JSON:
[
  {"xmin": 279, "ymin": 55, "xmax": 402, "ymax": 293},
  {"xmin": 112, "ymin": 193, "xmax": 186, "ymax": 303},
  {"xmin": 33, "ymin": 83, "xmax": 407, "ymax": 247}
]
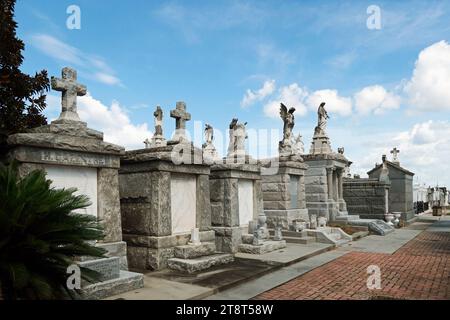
[
  {"xmin": 393, "ymin": 212, "xmax": 402, "ymax": 227},
  {"xmin": 385, "ymin": 213, "xmax": 395, "ymax": 227}
]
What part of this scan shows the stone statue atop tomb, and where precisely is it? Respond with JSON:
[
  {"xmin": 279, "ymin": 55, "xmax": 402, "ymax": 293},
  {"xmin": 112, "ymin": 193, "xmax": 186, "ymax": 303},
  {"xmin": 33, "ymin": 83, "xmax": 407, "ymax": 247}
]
[
  {"xmin": 227, "ymin": 118, "xmax": 248, "ymax": 158},
  {"xmin": 279, "ymin": 103, "xmax": 296, "ymax": 156},
  {"xmin": 293, "ymin": 133, "xmax": 304, "ymax": 155},
  {"xmin": 309, "ymin": 102, "xmax": 332, "ymax": 154},
  {"xmin": 390, "ymin": 147, "xmax": 400, "ymax": 164},
  {"xmin": 202, "ymin": 123, "xmax": 219, "ymax": 161},
  {"xmin": 170, "ymin": 101, "xmax": 191, "ymax": 142},
  {"xmin": 154, "ymin": 106, "xmax": 164, "ymax": 136},
  {"xmin": 51, "ymin": 67, "xmax": 86, "ymax": 122},
  {"xmin": 315, "ymin": 102, "xmax": 329, "ymax": 135}
]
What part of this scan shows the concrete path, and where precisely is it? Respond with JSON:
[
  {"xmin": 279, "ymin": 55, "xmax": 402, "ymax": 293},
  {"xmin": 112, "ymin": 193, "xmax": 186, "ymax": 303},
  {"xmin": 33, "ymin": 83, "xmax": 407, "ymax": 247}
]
[{"xmin": 206, "ymin": 225, "xmax": 427, "ymax": 300}]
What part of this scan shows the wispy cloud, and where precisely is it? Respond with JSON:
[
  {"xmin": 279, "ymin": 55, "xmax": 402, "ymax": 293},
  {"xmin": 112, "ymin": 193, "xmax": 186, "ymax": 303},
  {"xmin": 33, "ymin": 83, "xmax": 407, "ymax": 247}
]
[
  {"xmin": 153, "ymin": 1, "xmax": 267, "ymax": 43},
  {"xmin": 30, "ymin": 34, "xmax": 122, "ymax": 87}
]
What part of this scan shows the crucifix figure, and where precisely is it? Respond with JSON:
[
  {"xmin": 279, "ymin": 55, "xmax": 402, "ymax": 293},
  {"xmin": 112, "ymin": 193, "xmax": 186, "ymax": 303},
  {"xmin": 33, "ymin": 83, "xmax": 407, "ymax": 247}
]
[
  {"xmin": 51, "ymin": 67, "xmax": 86, "ymax": 122},
  {"xmin": 390, "ymin": 147, "xmax": 400, "ymax": 163},
  {"xmin": 170, "ymin": 101, "xmax": 191, "ymax": 142}
]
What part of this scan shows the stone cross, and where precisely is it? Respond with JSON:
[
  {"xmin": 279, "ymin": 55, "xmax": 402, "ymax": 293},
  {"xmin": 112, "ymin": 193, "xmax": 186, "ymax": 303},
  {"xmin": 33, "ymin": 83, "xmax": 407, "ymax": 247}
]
[
  {"xmin": 51, "ymin": 67, "xmax": 86, "ymax": 122},
  {"xmin": 390, "ymin": 147, "xmax": 400, "ymax": 163},
  {"xmin": 170, "ymin": 101, "xmax": 191, "ymax": 141}
]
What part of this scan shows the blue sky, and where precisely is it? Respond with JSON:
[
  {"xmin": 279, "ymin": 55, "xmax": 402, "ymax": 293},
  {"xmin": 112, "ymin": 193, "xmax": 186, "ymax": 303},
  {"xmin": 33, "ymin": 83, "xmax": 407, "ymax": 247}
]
[{"xmin": 14, "ymin": 0, "xmax": 450, "ymax": 187}]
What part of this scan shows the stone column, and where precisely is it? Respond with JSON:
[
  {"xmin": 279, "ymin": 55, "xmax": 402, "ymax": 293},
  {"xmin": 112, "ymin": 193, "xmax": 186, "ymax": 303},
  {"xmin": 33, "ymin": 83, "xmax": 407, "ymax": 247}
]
[
  {"xmin": 333, "ymin": 169, "xmax": 339, "ymax": 201},
  {"xmin": 326, "ymin": 167, "xmax": 334, "ymax": 200},
  {"xmin": 337, "ymin": 169, "xmax": 344, "ymax": 201},
  {"xmin": 196, "ymin": 174, "xmax": 211, "ymax": 231}
]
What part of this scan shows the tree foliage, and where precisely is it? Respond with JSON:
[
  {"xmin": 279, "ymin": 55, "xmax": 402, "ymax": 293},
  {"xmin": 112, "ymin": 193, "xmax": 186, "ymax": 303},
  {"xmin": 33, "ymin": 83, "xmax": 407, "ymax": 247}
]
[{"xmin": 0, "ymin": 0, "xmax": 50, "ymax": 142}]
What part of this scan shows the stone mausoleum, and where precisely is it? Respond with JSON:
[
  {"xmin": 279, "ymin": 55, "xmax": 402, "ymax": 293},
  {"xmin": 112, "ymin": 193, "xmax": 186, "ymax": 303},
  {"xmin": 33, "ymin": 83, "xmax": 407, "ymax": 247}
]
[
  {"xmin": 119, "ymin": 103, "xmax": 233, "ymax": 272},
  {"xmin": 304, "ymin": 103, "xmax": 350, "ymax": 223},
  {"xmin": 367, "ymin": 148, "xmax": 415, "ymax": 224},
  {"xmin": 5, "ymin": 67, "xmax": 143, "ymax": 299}
]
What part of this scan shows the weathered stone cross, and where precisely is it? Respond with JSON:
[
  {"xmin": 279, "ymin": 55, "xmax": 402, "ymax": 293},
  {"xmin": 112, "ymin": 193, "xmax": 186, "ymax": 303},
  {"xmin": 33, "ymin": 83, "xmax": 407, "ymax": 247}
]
[
  {"xmin": 390, "ymin": 147, "xmax": 400, "ymax": 163},
  {"xmin": 51, "ymin": 67, "xmax": 86, "ymax": 122},
  {"xmin": 170, "ymin": 101, "xmax": 191, "ymax": 141}
]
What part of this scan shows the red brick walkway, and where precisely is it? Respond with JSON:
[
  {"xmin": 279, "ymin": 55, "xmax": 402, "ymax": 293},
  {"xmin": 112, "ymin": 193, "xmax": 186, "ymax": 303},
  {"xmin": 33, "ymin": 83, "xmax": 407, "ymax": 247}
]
[{"xmin": 255, "ymin": 232, "xmax": 450, "ymax": 300}]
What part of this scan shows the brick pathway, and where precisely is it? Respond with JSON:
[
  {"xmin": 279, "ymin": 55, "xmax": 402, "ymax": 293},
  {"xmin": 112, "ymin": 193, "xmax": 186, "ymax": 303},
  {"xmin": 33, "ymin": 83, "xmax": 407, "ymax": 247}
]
[{"xmin": 254, "ymin": 232, "xmax": 450, "ymax": 300}]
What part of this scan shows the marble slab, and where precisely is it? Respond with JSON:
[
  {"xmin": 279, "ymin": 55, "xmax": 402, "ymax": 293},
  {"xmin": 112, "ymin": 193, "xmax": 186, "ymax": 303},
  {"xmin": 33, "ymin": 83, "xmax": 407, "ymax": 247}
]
[
  {"xmin": 238, "ymin": 179, "xmax": 254, "ymax": 227},
  {"xmin": 44, "ymin": 164, "xmax": 97, "ymax": 216},
  {"xmin": 171, "ymin": 174, "xmax": 197, "ymax": 234}
]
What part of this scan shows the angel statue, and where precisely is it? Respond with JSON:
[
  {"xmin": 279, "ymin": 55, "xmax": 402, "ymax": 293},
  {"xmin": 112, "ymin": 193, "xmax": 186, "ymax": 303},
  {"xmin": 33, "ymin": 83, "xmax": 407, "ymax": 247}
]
[
  {"xmin": 315, "ymin": 102, "xmax": 329, "ymax": 135},
  {"xmin": 280, "ymin": 103, "xmax": 296, "ymax": 144}
]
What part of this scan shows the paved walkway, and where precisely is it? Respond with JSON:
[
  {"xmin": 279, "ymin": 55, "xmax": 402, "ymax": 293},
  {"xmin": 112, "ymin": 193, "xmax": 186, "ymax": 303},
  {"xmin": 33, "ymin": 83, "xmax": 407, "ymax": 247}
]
[
  {"xmin": 254, "ymin": 220, "xmax": 450, "ymax": 300},
  {"xmin": 206, "ymin": 227, "xmax": 423, "ymax": 299}
]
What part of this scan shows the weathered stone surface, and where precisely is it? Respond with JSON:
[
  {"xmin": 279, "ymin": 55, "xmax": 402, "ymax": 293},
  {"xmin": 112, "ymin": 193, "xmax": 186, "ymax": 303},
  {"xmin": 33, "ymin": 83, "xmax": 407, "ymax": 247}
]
[
  {"xmin": 8, "ymin": 131, "xmax": 124, "ymax": 156},
  {"xmin": 174, "ymin": 242, "xmax": 216, "ymax": 259},
  {"xmin": 211, "ymin": 226, "xmax": 242, "ymax": 253},
  {"xmin": 98, "ymin": 168, "xmax": 122, "ymax": 242},
  {"xmin": 81, "ymin": 270, "xmax": 144, "ymax": 300},
  {"xmin": 238, "ymin": 240, "xmax": 286, "ymax": 254},
  {"xmin": 9, "ymin": 146, "xmax": 121, "ymax": 169},
  {"xmin": 95, "ymin": 241, "xmax": 128, "ymax": 270},
  {"xmin": 196, "ymin": 174, "xmax": 211, "ymax": 231},
  {"xmin": 222, "ymin": 178, "xmax": 239, "ymax": 227},
  {"xmin": 79, "ymin": 257, "xmax": 120, "ymax": 283},
  {"xmin": 167, "ymin": 254, "xmax": 234, "ymax": 274},
  {"xmin": 368, "ymin": 220, "xmax": 395, "ymax": 235}
]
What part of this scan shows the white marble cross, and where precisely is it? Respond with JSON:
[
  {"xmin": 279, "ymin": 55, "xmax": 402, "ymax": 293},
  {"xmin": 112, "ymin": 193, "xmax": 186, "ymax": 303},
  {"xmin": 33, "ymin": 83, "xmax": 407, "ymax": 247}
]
[
  {"xmin": 170, "ymin": 101, "xmax": 191, "ymax": 141},
  {"xmin": 51, "ymin": 67, "xmax": 86, "ymax": 122},
  {"xmin": 390, "ymin": 147, "xmax": 400, "ymax": 163}
]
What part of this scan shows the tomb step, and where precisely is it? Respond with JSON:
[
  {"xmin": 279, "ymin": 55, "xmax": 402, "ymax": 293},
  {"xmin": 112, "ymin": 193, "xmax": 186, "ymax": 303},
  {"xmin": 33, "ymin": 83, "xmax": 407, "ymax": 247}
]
[
  {"xmin": 335, "ymin": 215, "xmax": 360, "ymax": 221},
  {"xmin": 81, "ymin": 270, "xmax": 144, "ymax": 300},
  {"xmin": 269, "ymin": 229, "xmax": 308, "ymax": 238},
  {"xmin": 242, "ymin": 234, "xmax": 254, "ymax": 244},
  {"xmin": 174, "ymin": 242, "xmax": 216, "ymax": 259},
  {"xmin": 281, "ymin": 236, "xmax": 316, "ymax": 245},
  {"xmin": 167, "ymin": 253, "xmax": 234, "ymax": 274},
  {"xmin": 238, "ymin": 240, "xmax": 287, "ymax": 255}
]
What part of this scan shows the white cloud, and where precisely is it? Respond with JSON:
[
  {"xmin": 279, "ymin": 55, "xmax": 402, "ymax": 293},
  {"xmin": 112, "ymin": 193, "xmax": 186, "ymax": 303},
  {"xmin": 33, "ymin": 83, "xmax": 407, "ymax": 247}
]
[
  {"xmin": 354, "ymin": 85, "xmax": 401, "ymax": 115},
  {"xmin": 31, "ymin": 34, "xmax": 122, "ymax": 86},
  {"xmin": 263, "ymin": 83, "xmax": 308, "ymax": 118},
  {"xmin": 404, "ymin": 40, "xmax": 450, "ymax": 112},
  {"xmin": 31, "ymin": 34, "xmax": 83, "ymax": 65},
  {"xmin": 46, "ymin": 93, "xmax": 151, "ymax": 150},
  {"xmin": 241, "ymin": 80, "xmax": 276, "ymax": 107},
  {"xmin": 346, "ymin": 120, "xmax": 450, "ymax": 187},
  {"xmin": 93, "ymin": 72, "xmax": 122, "ymax": 86},
  {"xmin": 306, "ymin": 89, "xmax": 352, "ymax": 116}
]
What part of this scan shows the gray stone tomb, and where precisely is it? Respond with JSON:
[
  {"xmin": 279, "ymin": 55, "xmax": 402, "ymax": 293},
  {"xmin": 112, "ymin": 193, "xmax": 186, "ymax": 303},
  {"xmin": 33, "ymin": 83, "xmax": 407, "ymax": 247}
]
[
  {"xmin": 261, "ymin": 103, "xmax": 309, "ymax": 231},
  {"xmin": 119, "ymin": 103, "xmax": 233, "ymax": 272},
  {"xmin": 209, "ymin": 118, "xmax": 286, "ymax": 254},
  {"xmin": 5, "ymin": 67, "xmax": 144, "ymax": 299}
]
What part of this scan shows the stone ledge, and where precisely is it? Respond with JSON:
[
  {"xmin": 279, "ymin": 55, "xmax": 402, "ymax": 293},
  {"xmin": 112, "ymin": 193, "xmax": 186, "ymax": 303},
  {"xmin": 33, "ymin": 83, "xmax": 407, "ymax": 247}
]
[
  {"xmin": 167, "ymin": 253, "xmax": 234, "ymax": 273},
  {"xmin": 82, "ymin": 270, "xmax": 144, "ymax": 300},
  {"xmin": 238, "ymin": 240, "xmax": 287, "ymax": 254},
  {"xmin": 174, "ymin": 242, "xmax": 216, "ymax": 259}
]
